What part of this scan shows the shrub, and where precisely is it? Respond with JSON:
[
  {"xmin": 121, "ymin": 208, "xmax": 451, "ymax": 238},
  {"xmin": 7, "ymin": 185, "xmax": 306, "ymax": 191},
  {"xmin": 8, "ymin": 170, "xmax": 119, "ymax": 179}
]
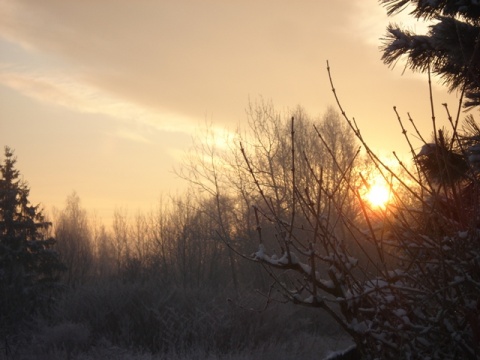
[{"xmin": 240, "ymin": 64, "xmax": 480, "ymax": 358}]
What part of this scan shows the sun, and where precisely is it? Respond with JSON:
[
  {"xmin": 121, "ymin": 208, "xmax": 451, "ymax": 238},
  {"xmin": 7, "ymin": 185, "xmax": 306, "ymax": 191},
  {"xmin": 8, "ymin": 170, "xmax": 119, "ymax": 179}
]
[
  {"xmin": 363, "ymin": 177, "xmax": 391, "ymax": 209},
  {"xmin": 366, "ymin": 184, "xmax": 390, "ymax": 208}
]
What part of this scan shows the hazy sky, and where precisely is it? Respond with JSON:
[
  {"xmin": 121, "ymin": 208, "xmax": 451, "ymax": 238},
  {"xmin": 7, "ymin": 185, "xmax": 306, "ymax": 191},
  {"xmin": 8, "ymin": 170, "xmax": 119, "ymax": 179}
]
[{"xmin": 0, "ymin": 0, "xmax": 460, "ymax": 222}]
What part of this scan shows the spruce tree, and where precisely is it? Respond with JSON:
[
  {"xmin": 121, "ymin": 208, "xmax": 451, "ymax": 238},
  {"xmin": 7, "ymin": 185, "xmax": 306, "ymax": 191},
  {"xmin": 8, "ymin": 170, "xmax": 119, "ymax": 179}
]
[
  {"xmin": 0, "ymin": 147, "xmax": 65, "ymax": 343},
  {"xmin": 381, "ymin": 0, "xmax": 480, "ymax": 107}
]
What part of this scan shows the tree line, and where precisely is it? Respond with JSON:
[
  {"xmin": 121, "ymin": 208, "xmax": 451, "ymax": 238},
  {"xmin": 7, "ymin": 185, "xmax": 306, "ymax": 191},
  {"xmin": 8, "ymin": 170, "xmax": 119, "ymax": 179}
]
[{"xmin": 0, "ymin": 102, "xmax": 360, "ymax": 358}]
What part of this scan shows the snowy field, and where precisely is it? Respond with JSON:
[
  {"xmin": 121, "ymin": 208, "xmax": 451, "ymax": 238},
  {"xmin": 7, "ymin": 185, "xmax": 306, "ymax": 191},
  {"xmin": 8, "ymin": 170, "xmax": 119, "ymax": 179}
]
[{"xmin": 1, "ymin": 281, "xmax": 354, "ymax": 360}]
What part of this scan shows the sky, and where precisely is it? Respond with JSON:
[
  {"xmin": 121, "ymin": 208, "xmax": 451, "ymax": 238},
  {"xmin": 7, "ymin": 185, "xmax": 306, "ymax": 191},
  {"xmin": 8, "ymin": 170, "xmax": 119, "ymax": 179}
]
[{"xmin": 0, "ymin": 0, "xmax": 461, "ymax": 224}]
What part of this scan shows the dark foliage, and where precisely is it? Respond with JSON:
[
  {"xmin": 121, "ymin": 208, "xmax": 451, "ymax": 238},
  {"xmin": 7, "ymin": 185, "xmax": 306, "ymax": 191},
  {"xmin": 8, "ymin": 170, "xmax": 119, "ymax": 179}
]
[
  {"xmin": 0, "ymin": 147, "xmax": 65, "ymax": 352},
  {"xmin": 381, "ymin": 0, "xmax": 480, "ymax": 107}
]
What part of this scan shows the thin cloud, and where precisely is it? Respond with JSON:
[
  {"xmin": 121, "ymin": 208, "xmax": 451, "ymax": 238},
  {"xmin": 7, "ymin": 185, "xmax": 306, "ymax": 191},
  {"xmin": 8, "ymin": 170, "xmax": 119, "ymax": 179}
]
[
  {"xmin": 0, "ymin": 64, "xmax": 198, "ymax": 135},
  {"xmin": 111, "ymin": 128, "xmax": 151, "ymax": 144}
]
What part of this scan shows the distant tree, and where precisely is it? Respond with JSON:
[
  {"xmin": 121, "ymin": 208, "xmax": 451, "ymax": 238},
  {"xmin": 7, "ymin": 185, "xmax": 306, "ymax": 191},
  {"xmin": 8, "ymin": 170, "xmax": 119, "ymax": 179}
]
[
  {"xmin": 381, "ymin": 0, "xmax": 480, "ymax": 107},
  {"xmin": 0, "ymin": 147, "xmax": 64, "ymax": 347},
  {"xmin": 90, "ymin": 218, "xmax": 115, "ymax": 278},
  {"xmin": 112, "ymin": 207, "xmax": 130, "ymax": 273},
  {"xmin": 177, "ymin": 102, "xmax": 361, "ymax": 294},
  {"xmin": 54, "ymin": 192, "xmax": 94, "ymax": 286}
]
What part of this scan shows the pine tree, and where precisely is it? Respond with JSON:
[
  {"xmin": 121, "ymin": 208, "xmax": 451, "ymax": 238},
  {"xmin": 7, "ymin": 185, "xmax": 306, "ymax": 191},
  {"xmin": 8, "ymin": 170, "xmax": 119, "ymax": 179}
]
[
  {"xmin": 0, "ymin": 146, "xmax": 65, "ymax": 344},
  {"xmin": 381, "ymin": 0, "xmax": 480, "ymax": 107}
]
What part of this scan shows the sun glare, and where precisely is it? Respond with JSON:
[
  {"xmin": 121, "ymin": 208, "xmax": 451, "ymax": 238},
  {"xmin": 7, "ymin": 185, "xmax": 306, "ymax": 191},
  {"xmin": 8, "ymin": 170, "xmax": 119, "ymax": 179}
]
[{"xmin": 365, "ymin": 182, "xmax": 390, "ymax": 208}]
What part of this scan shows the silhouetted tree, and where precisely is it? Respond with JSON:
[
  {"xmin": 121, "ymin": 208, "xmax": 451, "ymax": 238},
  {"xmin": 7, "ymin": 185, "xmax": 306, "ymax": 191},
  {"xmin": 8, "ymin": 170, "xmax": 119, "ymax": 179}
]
[{"xmin": 0, "ymin": 146, "xmax": 64, "ymax": 351}]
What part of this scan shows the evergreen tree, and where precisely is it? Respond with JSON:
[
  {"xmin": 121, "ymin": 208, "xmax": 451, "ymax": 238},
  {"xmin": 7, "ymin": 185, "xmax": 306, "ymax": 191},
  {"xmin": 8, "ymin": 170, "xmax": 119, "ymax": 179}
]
[
  {"xmin": 0, "ymin": 147, "xmax": 65, "ymax": 344},
  {"xmin": 381, "ymin": 0, "xmax": 480, "ymax": 107}
]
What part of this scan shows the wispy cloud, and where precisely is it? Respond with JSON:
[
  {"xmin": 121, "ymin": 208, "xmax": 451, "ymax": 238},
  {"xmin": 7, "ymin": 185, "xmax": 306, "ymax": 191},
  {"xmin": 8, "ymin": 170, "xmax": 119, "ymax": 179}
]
[
  {"xmin": 0, "ymin": 64, "xmax": 198, "ymax": 137},
  {"xmin": 110, "ymin": 128, "xmax": 151, "ymax": 144}
]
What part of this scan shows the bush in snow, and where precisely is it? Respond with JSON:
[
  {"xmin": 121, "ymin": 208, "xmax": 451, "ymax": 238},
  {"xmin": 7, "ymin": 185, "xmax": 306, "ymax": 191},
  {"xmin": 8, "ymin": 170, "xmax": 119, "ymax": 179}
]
[
  {"xmin": 241, "ymin": 0, "xmax": 480, "ymax": 357},
  {"xmin": 243, "ymin": 59, "xmax": 480, "ymax": 359},
  {"xmin": 241, "ymin": 62, "xmax": 480, "ymax": 358}
]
